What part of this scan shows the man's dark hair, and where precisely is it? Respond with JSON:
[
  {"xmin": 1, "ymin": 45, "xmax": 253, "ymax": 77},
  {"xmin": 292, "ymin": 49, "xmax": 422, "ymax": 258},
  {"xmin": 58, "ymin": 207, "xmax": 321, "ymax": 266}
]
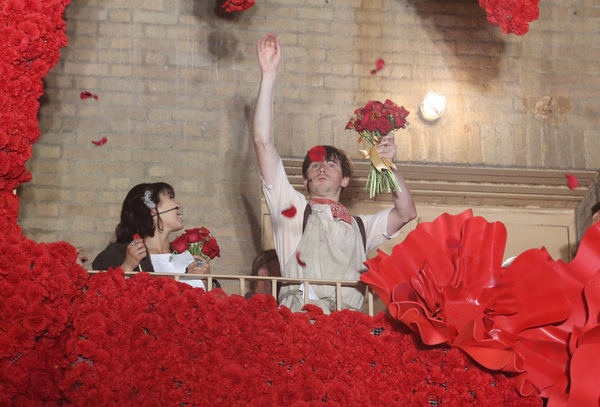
[
  {"xmin": 592, "ymin": 202, "xmax": 600, "ymax": 217},
  {"xmin": 115, "ymin": 182, "xmax": 175, "ymax": 243},
  {"xmin": 301, "ymin": 145, "xmax": 353, "ymax": 180}
]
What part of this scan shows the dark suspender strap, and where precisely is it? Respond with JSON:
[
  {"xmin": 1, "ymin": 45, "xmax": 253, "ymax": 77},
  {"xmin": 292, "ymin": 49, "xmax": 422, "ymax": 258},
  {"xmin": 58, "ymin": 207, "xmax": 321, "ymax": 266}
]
[
  {"xmin": 303, "ymin": 203, "xmax": 311, "ymax": 232},
  {"xmin": 303, "ymin": 203, "xmax": 367, "ymax": 251},
  {"xmin": 353, "ymin": 215, "xmax": 367, "ymax": 252}
]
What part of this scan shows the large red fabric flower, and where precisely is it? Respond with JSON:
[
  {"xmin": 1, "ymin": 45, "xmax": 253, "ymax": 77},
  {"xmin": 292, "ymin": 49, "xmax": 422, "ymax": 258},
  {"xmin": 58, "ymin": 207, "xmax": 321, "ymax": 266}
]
[
  {"xmin": 540, "ymin": 222, "xmax": 600, "ymax": 406},
  {"xmin": 362, "ymin": 210, "xmax": 572, "ymax": 397}
]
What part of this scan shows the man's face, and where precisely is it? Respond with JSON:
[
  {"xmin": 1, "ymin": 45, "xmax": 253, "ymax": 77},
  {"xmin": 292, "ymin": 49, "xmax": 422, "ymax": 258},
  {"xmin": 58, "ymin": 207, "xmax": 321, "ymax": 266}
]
[
  {"xmin": 303, "ymin": 159, "xmax": 349, "ymax": 199},
  {"xmin": 593, "ymin": 211, "xmax": 600, "ymax": 224}
]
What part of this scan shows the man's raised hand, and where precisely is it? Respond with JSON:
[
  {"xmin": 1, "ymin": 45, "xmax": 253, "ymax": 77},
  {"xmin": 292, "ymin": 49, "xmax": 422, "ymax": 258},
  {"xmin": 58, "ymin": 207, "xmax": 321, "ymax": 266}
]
[{"xmin": 257, "ymin": 32, "xmax": 280, "ymax": 73}]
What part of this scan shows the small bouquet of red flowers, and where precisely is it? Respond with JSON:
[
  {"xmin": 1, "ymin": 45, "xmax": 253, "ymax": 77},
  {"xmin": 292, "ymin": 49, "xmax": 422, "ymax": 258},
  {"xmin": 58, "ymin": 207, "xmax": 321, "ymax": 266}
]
[
  {"xmin": 222, "ymin": 0, "xmax": 255, "ymax": 13},
  {"xmin": 346, "ymin": 99, "xmax": 409, "ymax": 198},
  {"xmin": 172, "ymin": 227, "xmax": 221, "ymax": 262}
]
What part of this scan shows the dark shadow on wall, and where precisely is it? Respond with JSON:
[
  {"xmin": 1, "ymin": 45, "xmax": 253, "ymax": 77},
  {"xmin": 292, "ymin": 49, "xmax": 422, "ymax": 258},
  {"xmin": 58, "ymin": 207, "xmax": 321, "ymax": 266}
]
[
  {"xmin": 192, "ymin": 0, "xmax": 253, "ymax": 61},
  {"xmin": 402, "ymin": 0, "xmax": 506, "ymax": 84}
]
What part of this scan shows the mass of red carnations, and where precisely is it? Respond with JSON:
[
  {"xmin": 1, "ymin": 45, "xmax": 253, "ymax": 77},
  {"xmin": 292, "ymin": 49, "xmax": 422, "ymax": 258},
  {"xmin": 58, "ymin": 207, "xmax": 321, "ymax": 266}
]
[
  {"xmin": 479, "ymin": 0, "xmax": 540, "ymax": 35},
  {"xmin": 1, "ymin": 253, "xmax": 544, "ymax": 406},
  {"xmin": 0, "ymin": 0, "xmax": 70, "ymax": 197},
  {"xmin": 222, "ymin": 0, "xmax": 255, "ymax": 13},
  {"xmin": 362, "ymin": 210, "xmax": 600, "ymax": 406}
]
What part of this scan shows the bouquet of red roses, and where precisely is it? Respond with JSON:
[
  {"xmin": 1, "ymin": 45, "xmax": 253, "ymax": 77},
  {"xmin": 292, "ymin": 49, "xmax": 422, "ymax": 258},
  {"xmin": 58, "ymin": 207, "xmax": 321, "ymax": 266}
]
[
  {"xmin": 172, "ymin": 227, "xmax": 221, "ymax": 262},
  {"xmin": 346, "ymin": 99, "xmax": 409, "ymax": 198}
]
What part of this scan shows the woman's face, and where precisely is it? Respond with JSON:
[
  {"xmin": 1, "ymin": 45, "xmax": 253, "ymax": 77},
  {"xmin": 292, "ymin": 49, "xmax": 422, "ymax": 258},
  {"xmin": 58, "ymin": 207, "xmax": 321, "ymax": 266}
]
[{"xmin": 155, "ymin": 191, "xmax": 183, "ymax": 232}]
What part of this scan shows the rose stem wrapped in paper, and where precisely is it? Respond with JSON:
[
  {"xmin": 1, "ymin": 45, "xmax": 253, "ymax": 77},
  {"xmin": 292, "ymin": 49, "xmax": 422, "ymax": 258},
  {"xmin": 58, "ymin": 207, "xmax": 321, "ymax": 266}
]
[{"xmin": 346, "ymin": 99, "xmax": 409, "ymax": 198}]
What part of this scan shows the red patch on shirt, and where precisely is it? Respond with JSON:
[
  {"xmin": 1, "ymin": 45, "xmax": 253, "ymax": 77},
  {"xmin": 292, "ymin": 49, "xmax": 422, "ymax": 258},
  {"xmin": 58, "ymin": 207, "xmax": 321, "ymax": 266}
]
[{"xmin": 281, "ymin": 206, "xmax": 297, "ymax": 218}]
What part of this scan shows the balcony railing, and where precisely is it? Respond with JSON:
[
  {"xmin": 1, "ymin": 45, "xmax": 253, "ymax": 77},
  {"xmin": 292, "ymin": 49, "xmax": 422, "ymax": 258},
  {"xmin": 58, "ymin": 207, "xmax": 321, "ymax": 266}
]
[{"xmin": 87, "ymin": 271, "xmax": 377, "ymax": 316}]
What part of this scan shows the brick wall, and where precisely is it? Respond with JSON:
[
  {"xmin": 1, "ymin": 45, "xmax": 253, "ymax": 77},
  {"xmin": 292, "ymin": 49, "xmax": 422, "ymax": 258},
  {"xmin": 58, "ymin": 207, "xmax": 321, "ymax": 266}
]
[{"xmin": 18, "ymin": 0, "xmax": 600, "ymax": 276}]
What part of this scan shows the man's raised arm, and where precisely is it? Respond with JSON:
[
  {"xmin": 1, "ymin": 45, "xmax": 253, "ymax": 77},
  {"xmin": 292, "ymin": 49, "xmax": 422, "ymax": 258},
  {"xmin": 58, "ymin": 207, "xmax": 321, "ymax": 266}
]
[{"xmin": 253, "ymin": 33, "xmax": 281, "ymax": 186}]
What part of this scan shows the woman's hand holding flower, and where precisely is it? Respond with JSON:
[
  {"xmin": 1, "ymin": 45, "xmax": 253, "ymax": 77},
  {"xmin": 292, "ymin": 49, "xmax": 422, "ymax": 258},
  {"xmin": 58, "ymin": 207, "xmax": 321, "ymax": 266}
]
[{"xmin": 122, "ymin": 236, "xmax": 146, "ymax": 272}]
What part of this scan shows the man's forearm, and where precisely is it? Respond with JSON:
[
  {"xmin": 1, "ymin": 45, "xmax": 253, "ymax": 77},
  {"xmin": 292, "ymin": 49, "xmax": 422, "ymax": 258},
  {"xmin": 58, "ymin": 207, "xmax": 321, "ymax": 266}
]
[
  {"xmin": 253, "ymin": 71, "xmax": 277, "ymax": 148},
  {"xmin": 387, "ymin": 168, "xmax": 417, "ymax": 234}
]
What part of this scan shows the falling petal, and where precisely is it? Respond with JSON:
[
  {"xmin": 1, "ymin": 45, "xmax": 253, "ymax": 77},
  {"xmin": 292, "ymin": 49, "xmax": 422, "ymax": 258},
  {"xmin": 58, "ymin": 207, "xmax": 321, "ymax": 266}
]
[
  {"xmin": 281, "ymin": 206, "xmax": 297, "ymax": 218},
  {"xmin": 370, "ymin": 58, "xmax": 385, "ymax": 75},
  {"xmin": 296, "ymin": 252, "xmax": 306, "ymax": 267},
  {"xmin": 80, "ymin": 91, "xmax": 98, "ymax": 100},
  {"xmin": 91, "ymin": 137, "xmax": 107, "ymax": 146},
  {"xmin": 566, "ymin": 174, "xmax": 578, "ymax": 189},
  {"xmin": 308, "ymin": 146, "xmax": 326, "ymax": 162}
]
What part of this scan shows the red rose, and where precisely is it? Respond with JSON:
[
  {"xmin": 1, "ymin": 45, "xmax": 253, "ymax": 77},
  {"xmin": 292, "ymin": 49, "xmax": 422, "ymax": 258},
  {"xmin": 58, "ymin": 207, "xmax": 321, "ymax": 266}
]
[
  {"xmin": 171, "ymin": 236, "xmax": 189, "ymax": 254},
  {"xmin": 345, "ymin": 118, "xmax": 355, "ymax": 130},
  {"xmin": 362, "ymin": 113, "xmax": 393, "ymax": 134},
  {"xmin": 199, "ymin": 227, "xmax": 210, "ymax": 240},
  {"xmin": 201, "ymin": 237, "xmax": 220, "ymax": 259},
  {"xmin": 184, "ymin": 228, "xmax": 202, "ymax": 244}
]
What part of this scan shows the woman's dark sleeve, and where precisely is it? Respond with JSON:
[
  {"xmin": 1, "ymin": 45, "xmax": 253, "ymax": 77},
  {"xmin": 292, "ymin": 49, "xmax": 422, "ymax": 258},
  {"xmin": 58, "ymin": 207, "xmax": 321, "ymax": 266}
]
[{"xmin": 92, "ymin": 242, "xmax": 126, "ymax": 270}]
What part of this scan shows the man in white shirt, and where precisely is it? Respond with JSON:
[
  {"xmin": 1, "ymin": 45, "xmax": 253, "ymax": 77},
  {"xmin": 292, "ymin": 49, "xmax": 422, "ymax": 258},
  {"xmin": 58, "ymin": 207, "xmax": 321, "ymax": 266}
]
[{"xmin": 253, "ymin": 33, "xmax": 417, "ymax": 313}]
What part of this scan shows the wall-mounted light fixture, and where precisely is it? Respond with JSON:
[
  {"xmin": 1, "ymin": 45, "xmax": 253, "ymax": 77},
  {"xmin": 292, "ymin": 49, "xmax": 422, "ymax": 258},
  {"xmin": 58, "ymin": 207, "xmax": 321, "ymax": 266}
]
[{"xmin": 419, "ymin": 91, "xmax": 446, "ymax": 122}]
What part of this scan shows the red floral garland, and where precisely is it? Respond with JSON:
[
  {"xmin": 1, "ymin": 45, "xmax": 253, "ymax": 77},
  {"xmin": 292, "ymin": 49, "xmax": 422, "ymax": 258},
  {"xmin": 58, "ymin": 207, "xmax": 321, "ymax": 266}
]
[
  {"xmin": 222, "ymin": 0, "xmax": 255, "ymax": 13},
  {"xmin": 479, "ymin": 0, "xmax": 540, "ymax": 35}
]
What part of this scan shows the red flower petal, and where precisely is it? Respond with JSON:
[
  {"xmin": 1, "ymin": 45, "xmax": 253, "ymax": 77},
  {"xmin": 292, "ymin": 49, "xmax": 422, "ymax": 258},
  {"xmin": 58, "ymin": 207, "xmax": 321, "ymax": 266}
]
[
  {"xmin": 80, "ymin": 91, "xmax": 98, "ymax": 100},
  {"xmin": 281, "ymin": 206, "xmax": 297, "ymax": 218},
  {"xmin": 91, "ymin": 137, "xmax": 107, "ymax": 146},
  {"xmin": 133, "ymin": 234, "xmax": 141, "ymax": 240},
  {"xmin": 566, "ymin": 174, "xmax": 578, "ymax": 189},
  {"xmin": 308, "ymin": 146, "xmax": 326, "ymax": 163},
  {"xmin": 296, "ymin": 252, "xmax": 306, "ymax": 267},
  {"xmin": 370, "ymin": 58, "xmax": 385, "ymax": 75}
]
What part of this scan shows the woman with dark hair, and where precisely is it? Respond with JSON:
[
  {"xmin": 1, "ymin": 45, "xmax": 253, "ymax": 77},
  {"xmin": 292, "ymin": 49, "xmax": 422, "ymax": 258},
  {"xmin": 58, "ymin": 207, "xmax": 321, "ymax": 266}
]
[{"xmin": 92, "ymin": 183, "xmax": 210, "ymax": 284}]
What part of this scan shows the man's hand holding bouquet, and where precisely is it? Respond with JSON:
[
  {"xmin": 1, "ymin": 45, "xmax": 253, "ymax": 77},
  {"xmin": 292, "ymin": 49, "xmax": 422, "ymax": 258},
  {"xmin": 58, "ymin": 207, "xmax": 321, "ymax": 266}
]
[{"xmin": 346, "ymin": 99, "xmax": 409, "ymax": 198}]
